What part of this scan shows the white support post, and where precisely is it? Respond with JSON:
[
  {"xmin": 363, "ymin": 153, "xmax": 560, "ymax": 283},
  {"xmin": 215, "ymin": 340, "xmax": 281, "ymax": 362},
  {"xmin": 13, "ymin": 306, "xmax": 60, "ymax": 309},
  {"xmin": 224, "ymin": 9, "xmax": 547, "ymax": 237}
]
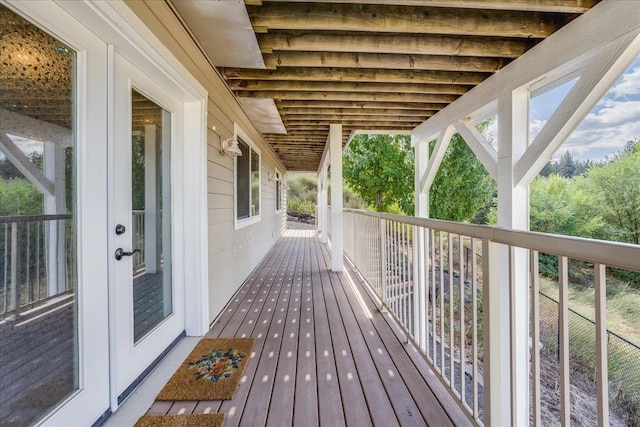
[
  {"xmin": 482, "ymin": 238, "xmax": 508, "ymax": 427},
  {"xmin": 316, "ymin": 172, "xmax": 322, "ymax": 233},
  {"xmin": 329, "ymin": 124, "xmax": 343, "ymax": 272},
  {"xmin": 144, "ymin": 124, "xmax": 160, "ymax": 274},
  {"xmin": 413, "ymin": 134, "xmax": 428, "ymax": 350},
  {"xmin": 495, "ymin": 87, "xmax": 530, "ymax": 426},
  {"xmin": 414, "ymin": 134, "xmax": 430, "ymax": 218},
  {"xmin": 320, "ymin": 164, "xmax": 328, "ymax": 244}
]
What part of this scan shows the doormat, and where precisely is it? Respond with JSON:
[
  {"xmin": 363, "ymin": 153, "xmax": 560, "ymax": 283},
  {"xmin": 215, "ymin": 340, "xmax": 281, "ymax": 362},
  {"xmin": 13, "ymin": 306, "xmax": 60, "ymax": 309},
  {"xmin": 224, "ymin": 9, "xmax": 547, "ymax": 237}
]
[
  {"xmin": 156, "ymin": 338, "xmax": 255, "ymax": 401},
  {"xmin": 135, "ymin": 413, "xmax": 225, "ymax": 427}
]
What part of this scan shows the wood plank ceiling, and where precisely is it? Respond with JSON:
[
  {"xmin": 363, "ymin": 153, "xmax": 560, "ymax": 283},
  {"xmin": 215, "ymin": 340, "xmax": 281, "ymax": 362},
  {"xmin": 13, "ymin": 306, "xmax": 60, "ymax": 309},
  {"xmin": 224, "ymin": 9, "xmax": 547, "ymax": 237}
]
[{"xmin": 217, "ymin": 1, "xmax": 599, "ymax": 170}]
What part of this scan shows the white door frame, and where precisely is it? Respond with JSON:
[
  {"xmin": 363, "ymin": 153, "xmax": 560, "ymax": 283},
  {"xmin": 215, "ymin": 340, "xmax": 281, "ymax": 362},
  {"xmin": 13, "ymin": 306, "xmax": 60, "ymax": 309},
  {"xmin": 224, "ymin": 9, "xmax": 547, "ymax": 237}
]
[
  {"xmin": 110, "ymin": 50, "xmax": 188, "ymax": 406},
  {"xmin": 3, "ymin": 1, "xmax": 111, "ymax": 425},
  {"xmin": 4, "ymin": 0, "xmax": 209, "ymax": 424}
]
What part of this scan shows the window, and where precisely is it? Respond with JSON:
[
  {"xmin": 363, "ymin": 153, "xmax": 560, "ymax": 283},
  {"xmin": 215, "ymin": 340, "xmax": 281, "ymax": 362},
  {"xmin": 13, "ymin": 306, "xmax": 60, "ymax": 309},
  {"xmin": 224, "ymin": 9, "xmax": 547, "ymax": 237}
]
[
  {"xmin": 275, "ymin": 171, "xmax": 282, "ymax": 212},
  {"xmin": 235, "ymin": 126, "xmax": 260, "ymax": 227}
]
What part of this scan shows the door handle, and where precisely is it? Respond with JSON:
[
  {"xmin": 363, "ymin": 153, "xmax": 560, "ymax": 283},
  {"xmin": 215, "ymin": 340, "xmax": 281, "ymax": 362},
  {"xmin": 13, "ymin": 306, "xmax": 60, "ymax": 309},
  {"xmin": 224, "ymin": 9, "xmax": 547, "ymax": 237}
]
[{"xmin": 115, "ymin": 248, "xmax": 140, "ymax": 261}]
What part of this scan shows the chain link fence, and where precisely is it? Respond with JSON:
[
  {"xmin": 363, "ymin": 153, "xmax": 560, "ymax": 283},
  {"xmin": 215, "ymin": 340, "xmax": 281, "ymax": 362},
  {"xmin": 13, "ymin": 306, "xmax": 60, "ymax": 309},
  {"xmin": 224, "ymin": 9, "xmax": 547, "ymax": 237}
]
[{"xmin": 539, "ymin": 292, "xmax": 640, "ymax": 426}]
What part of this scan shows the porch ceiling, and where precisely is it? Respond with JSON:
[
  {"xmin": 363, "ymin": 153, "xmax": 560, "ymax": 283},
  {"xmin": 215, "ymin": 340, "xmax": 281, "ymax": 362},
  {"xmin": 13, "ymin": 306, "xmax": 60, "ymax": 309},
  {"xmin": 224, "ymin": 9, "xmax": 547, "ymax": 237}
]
[{"xmin": 171, "ymin": 0, "xmax": 600, "ymax": 171}]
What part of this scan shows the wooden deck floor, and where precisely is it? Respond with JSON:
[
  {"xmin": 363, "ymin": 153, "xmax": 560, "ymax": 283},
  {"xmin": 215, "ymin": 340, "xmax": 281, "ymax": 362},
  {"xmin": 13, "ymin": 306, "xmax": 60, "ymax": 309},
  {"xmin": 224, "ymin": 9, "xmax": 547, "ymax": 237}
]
[{"xmin": 146, "ymin": 229, "xmax": 469, "ymax": 427}]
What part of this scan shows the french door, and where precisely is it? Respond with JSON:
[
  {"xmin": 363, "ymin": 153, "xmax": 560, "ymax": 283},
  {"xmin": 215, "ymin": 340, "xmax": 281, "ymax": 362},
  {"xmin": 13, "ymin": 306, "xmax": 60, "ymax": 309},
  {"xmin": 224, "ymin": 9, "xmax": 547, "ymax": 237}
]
[{"xmin": 110, "ymin": 52, "xmax": 185, "ymax": 404}]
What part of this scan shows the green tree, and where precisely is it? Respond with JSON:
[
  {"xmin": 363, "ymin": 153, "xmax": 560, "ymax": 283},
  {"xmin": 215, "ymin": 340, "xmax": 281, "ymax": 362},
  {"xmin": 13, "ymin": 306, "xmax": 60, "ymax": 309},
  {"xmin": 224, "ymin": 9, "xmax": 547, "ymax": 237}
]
[
  {"xmin": 586, "ymin": 141, "xmax": 640, "ymax": 244},
  {"xmin": 343, "ymin": 134, "xmax": 414, "ymax": 214},
  {"xmin": 0, "ymin": 178, "xmax": 43, "ymax": 216},
  {"xmin": 429, "ymin": 133, "xmax": 496, "ymax": 222},
  {"xmin": 530, "ymin": 174, "xmax": 604, "ymax": 238},
  {"xmin": 557, "ymin": 150, "xmax": 576, "ymax": 178}
]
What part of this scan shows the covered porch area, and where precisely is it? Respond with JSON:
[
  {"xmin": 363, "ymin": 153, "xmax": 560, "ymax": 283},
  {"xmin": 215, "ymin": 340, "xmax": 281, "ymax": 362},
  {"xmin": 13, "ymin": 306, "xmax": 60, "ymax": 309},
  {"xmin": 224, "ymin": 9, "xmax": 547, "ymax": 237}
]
[{"xmin": 108, "ymin": 228, "xmax": 469, "ymax": 426}]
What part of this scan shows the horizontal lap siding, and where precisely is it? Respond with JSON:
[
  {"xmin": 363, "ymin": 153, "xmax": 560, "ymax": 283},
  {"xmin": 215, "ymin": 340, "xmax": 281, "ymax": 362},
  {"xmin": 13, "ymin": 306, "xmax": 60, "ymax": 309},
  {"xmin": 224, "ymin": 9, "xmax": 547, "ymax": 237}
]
[{"xmin": 127, "ymin": 2, "xmax": 288, "ymax": 323}]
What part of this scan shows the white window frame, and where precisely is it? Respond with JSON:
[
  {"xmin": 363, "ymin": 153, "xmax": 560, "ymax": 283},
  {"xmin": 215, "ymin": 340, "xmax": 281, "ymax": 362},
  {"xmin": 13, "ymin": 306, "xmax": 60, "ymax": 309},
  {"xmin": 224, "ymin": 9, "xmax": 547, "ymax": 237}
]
[
  {"xmin": 234, "ymin": 123, "xmax": 261, "ymax": 229},
  {"xmin": 275, "ymin": 169, "xmax": 284, "ymax": 214}
]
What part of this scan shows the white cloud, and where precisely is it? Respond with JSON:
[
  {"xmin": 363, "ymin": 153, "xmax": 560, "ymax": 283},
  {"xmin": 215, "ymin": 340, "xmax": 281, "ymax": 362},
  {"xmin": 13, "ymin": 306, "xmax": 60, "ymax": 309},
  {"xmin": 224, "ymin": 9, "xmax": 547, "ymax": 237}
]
[{"xmin": 611, "ymin": 66, "xmax": 640, "ymax": 99}]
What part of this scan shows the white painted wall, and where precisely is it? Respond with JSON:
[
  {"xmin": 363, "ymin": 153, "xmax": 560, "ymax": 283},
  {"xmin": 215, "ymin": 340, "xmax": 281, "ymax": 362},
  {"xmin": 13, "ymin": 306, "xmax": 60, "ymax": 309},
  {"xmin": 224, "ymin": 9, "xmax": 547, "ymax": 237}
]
[{"xmin": 126, "ymin": 2, "xmax": 288, "ymax": 324}]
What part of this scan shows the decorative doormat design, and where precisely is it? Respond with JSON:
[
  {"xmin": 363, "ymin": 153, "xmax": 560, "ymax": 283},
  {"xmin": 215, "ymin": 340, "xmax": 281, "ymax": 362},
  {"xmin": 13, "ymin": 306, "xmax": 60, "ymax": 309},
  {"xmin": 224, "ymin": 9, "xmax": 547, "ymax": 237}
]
[
  {"xmin": 135, "ymin": 413, "xmax": 225, "ymax": 427},
  {"xmin": 157, "ymin": 338, "xmax": 255, "ymax": 401}
]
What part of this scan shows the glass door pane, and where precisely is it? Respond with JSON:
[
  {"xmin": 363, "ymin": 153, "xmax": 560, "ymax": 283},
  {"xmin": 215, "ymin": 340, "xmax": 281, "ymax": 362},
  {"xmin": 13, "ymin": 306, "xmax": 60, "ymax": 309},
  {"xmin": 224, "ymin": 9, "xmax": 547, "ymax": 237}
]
[
  {"xmin": 131, "ymin": 90, "xmax": 172, "ymax": 343},
  {"xmin": 0, "ymin": 5, "xmax": 78, "ymax": 425}
]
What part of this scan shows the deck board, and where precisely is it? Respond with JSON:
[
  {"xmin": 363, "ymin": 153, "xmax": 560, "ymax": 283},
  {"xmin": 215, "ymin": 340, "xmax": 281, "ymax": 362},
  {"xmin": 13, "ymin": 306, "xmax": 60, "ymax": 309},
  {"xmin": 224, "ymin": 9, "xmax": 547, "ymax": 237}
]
[{"xmin": 143, "ymin": 229, "xmax": 466, "ymax": 427}]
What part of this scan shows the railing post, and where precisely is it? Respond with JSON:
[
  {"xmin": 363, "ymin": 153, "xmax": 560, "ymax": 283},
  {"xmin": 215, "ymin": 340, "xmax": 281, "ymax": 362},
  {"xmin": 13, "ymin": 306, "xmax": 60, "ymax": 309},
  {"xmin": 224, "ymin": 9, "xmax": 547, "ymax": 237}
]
[
  {"xmin": 379, "ymin": 217, "xmax": 387, "ymax": 312},
  {"xmin": 482, "ymin": 238, "xmax": 511, "ymax": 426},
  {"xmin": 10, "ymin": 222, "xmax": 18, "ymax": 317}
]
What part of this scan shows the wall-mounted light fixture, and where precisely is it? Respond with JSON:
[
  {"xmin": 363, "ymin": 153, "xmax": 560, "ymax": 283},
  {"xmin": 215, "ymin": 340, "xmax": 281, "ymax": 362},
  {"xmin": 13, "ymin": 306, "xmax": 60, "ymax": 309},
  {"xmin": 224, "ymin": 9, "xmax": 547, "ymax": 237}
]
[
  {"xmin": 268, "ymin": 172, "xmax": 277, "ymax": 182},
  {"xmin": 220, "ymin": 137, "xmax": 242, "ymax": 158}
]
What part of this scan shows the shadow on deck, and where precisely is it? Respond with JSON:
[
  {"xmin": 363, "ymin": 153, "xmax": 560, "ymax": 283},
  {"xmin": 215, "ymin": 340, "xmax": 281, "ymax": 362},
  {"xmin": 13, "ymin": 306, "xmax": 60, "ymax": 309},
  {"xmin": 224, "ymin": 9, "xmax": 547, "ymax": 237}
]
[{"xmin": 145, "ymin": 229, "xmax": 469, "ymax": 426}]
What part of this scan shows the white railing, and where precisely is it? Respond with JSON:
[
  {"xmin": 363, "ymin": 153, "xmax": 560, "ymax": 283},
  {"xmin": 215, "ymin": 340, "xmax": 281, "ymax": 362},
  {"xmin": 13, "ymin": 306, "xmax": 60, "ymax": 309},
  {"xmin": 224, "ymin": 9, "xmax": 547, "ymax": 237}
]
[
  {"xmin": 0, "ymin": 214, "xmax": 74, "ymax": 318},
  {"xmin": 343, "ymin": 209, "xmax": 640, "ymax": 426}
]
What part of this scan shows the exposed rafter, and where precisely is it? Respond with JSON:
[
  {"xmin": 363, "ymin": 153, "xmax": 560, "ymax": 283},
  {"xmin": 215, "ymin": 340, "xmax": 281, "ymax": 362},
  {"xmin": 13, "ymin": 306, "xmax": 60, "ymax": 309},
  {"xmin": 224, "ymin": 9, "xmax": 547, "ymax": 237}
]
[
  {"xmin": 257, "ymin": 32, "xmax": 533, "ymax": 58},
  {"xmin": 263, "ymin": 51, "xmax": 509, "ymax": 72},
  {"xmin": 247, "ymin": 0, "xmax": 597, "ymax": 14},
  {"xmin": 249, "ymin": 3, "xmax": 561, "ymax": 38}
]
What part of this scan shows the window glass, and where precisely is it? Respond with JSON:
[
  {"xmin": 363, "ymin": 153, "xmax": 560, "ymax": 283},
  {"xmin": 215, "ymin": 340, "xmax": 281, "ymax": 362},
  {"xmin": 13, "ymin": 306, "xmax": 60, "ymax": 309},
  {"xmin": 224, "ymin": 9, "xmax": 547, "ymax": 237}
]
[
  {"xmin": 251, "ymin": 148, "xmax": 260, "ymax": 216},
  {"xmin": 236, "ymin": 138, "xmax": 250, "ymax": 219},
  {"xmin": 0, "ymin": 5, "xmax": 78, "ymax": 425},
  {"xmin": 276, "ymin": 172, "xmax": 281, "ymax": 211}
]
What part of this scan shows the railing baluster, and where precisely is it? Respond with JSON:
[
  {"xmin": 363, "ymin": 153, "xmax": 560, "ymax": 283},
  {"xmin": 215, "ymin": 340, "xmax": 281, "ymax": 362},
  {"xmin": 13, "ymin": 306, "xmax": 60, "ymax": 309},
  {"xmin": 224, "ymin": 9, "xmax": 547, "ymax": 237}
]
[
  {"xmin": 460, "ymin": 234, "xmax": 466, "ymax": 406},
  {"xmin": 594, "ymin": 262, "xmax": 609, "ymax": 426},
  {"xmin": 531, "ymin": 250, "xmax": 541, "ymax": 427},
  {"xmin": 559, "ymin": 255, "xmax": 570, "ymax": 426},
  {"xmin": 26, "ymin": 223, "xmax": 31, "ymax": 303},
  {"xmin": 431, "ymin": 228, "xmax": 436, "ymax": 366},
  {"xmin": 439, "ymin": 232, "xmax": 445, "ymax": 376},
  {"xmin": 472, "ymin": 238, "xmax": 479, "ymax": 419},
  {"xmin": 509, "ymin": 246, "xmax": 517, "ymax": 426},
  {"xmin": 10, "ymin": 222, "xmax": 18, "ymax": 315},
  {"xmin": 3, "ymin": 224, "xmax": 8, "ymax": 313},
  {"xmin": 36, "ymin": 221, "xmax": 41, "ymax": 301},
  {"xmin": 379, "ymin": 217, "xmax": 387, "ymax": 310},
  {"xmin": 448, "ymin": 232, "xmax": 454, "ymax": 389}
]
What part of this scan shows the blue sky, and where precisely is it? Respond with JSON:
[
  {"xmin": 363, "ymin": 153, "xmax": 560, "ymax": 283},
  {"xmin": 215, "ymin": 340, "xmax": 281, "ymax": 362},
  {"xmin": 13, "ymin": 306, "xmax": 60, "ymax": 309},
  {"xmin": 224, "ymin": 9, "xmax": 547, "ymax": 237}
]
[{"xmin": 530, "ymin": 56, "xmax": 640, "ymax": 162}]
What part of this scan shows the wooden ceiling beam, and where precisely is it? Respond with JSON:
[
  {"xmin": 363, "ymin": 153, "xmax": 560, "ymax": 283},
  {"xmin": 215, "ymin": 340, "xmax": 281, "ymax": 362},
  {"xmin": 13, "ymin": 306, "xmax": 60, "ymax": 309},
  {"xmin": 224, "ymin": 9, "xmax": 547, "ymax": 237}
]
[
  {"xmin": 249, "ymin": 0, "xmax": 597, "ymax": 13},
  {"xmin": 286, "ymin": 122, "xmax": 419, "ymax": 128},
  {"xmin": 230, "ymin": 80, "xmax": 471, "ymax": 94},
  {"xmin": 248, "ymin": 3, "xmax": 561, "ymax": 38},
  {"xmin": 277, "ymin": 100, "xmax": 445, "ymax": 110},
  {"xmin": 263, "ymin": 51, "xmax": 508, "ymax": 72},
  {"xmin": 257, "ymin": 31, "xmax": 533, "ymax": 58},
  {"xmin": 283, "ymin": 115, "xmax": 427, "ymax": 122},
  {"xmin": 239, "ymin": 91, "xmax": 458, "ymax": 103},
  {"xmin": 281, "ymin": 108, "xmax": 436, "ymax": 116},
  {"xmin": 224, "ymin": 67, "xmax": 488, "ymax": 84}
]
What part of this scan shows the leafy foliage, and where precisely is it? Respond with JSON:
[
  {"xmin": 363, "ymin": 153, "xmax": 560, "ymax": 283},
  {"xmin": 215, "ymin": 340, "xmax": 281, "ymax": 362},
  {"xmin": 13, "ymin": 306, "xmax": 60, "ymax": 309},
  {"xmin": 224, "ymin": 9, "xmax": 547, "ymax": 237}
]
[
  {"xmin": 586, "ymin": 143, "xmax": 640, "ymax": 244},
  {"xmin": 539, "ymin": 150, "xmax": 593, "ymax": 178},
  {"xmin": 530, "ymin": 174, "xmax": 604, "ymax": 238},
  {"xmin": 343, "ymin": 134, "xmax": 414, "ymax": 214},
  {"xmin": 0, "ymin": 178, "xmax": 42, "ymax": 216},
  {"xmin": 429, "ymin": 133, "xmax": 496, "ymax": 222}
]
